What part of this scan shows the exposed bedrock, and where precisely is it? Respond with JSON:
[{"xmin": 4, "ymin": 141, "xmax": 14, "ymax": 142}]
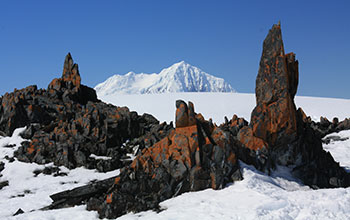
[{"xmin": 237, "ymin": 23, "xmax": 350, "ymax": 188}]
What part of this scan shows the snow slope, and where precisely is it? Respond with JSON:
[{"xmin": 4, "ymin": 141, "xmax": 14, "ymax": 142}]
[
  {"xmin": 94, "ymin": 61, "xmax": 235, "ymax": 96},
  {"xmin": 0, "ymin": 93, "xmax": 350, "ymax": 220}
]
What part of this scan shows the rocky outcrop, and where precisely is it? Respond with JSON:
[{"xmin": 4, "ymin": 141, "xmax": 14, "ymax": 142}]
[
  {"xmin": 0, "ymin": 53, "xmax": 173, "ymax": 171},
  {"xmin": 238, "ymin": 23, "xmax": 299, "ymax": 166},
  {"xmin": 43, "ymin": 176, "xmax": 116, "ymax": 210},
  {"xmin": 47, "ymin": 53, "xmax": 97, "ymax": 105},
  {"xmin": 311, "ymin": 117, "xmax": 350, "ymax": 139},
  {"xmin": 237, "ymin": 23, "xmax": 350, "ymax": 188},
  {"xmin": 74, "ymin": 100, "xmax": 241, "ymax": 218}
]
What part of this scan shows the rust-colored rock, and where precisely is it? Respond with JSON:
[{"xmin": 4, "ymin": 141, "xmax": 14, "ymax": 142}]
[
  {"xmin": 62, "ymin": 53, "xmax": 81, "ymax": 87},
  {"xmin": 236, "ymin": 23, "xmax": 300, "ymax": 168},
  {"xmin": 237, "ymin": 23, "xmax": 350, "ymax": 188},
  {"xmin": 175, "ymin": 100, "xmax": 189, "ymax": 128},
  {"xmin": 47, "ymin": 53, "xmax": 97, "ymax": 105},
  {"xmin": 250, "ymin": 23, "xmax": 298, "ymax": 148},
  {"xmin": 238, "ymin": 126, "xmax": 267, "ymax": 151},
  {"xmin": 87, "ymin": 100, "xmax": 242, "ymax": 219}
]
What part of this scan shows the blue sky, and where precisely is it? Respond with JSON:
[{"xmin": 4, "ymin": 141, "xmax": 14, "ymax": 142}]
[{"xmin": 1, "ymin": 0, "xmax": 349, "ymax": 98}]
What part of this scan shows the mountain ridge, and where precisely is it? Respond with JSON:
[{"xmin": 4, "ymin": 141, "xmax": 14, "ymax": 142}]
[{"xmin": 94, "ymin": 61, "xmax": 235, "ymax": 96}]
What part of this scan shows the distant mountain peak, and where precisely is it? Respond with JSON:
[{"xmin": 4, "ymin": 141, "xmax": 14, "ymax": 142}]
[
  {"xmin": 95, "ymin": 61, "xmax": 235, "ymax": 96},
  {"xmin": 175, "ymin": 60, "xmax": 187, "ymax": 65}
]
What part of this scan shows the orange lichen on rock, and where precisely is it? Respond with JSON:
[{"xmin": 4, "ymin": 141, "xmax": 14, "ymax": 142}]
[
  {"xmin": 62, "ymin": 53, "xmax": 81, "ymax": 88},
  {"xmin": 27, "ymin": 143, "xmax": 36, "ymax": 154},
  {"xmin": 112, "ymin": 100, "xmax": 241, "ymax": 203},
  {"xmin": 239, "ymin": 23, "xmax": 299, "ymax": 154},
  {"xmin": 106, "ymin": 193, "xmax": 113, "ymax": 204},
  {"xmin": 238, "ymin": 126, "xmax": 267, "ymax": 151},
  {"xmin": 114, "ymin": 177, "xmax": 120, "ymax": 185}
]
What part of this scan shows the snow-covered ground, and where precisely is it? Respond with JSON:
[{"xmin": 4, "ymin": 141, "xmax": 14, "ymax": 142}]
[
  {"xmin": 0, "ymin": 128, "xmax": 119, "ymax": 220},
  {"xmin": 0, "ymin": 93, "xmax": 350, "ymax": 220},
  {"xmin": 99, "ymin": 92, "xmax": 350, "ymax": 124}
]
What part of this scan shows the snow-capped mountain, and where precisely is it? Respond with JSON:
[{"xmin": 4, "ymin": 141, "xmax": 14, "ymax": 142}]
[{"xmin": 94, "ymin": 61, "xmax": 235, "ymax": 96}]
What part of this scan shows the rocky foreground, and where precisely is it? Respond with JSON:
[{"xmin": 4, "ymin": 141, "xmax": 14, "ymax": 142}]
[{"xmin": 0, "ymin": 23, "xmax": 350, "ymax": 219}]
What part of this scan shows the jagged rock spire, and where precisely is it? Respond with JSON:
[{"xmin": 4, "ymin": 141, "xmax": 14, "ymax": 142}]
[
  {"xmin": 255, "ymin": 23, "xmax": 298, "ymax": 104},
  {"xmin": 252, "ymin": 23, "xmax": 299, "ymax": 147},
  {"xmin": 238, "ymin": 23, "xmax": 299, "ymax": 166},
  {"xmin": 236, "ymin": 23, "xmax": 350, "ymax": 189},
  {"xmin": 62, "ymin": 53, "xmax": 81, "ymax": 87}
]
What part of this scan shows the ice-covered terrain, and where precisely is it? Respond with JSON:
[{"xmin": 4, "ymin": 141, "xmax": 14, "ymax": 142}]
[
  {"xmin": 0, "ymin": 93, "xmax": 350, "ymax": 220},
  {"xmin": 94, "ymin": 61, "xmax": 235, "ymax": 96}
]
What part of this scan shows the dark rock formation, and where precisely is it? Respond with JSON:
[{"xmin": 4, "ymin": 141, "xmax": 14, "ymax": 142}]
[
  {"xmin": 0, "ymin": 161, "xmax": 4, "ymax": 179},
  {"xmin": 33, "ymin": 166, "xmax": 67, "ymax": 177},
  {"xmin": 0, "ymin": 180, "xmax": 9, "ymax": 190},
  {"xmin": 42, "ymin": 177, "xmax": 116, "ymax": 210},
  {"xmin": 310, "ymin": 117, "xmax": 350, "ymax": 139},
  {"xmin": 237, "ymin": 23, "xmax": 350, "ymax": 188},
  {"xmin": 86, "ymin": 100, "xmax": 242, "ymax": 218},
  {"xmin": 47, "ymin": 100, "xmax": 242, "ymax": 218},
  {"xmin": 47, "ymin": 52, "xmax": 97, "ymax": 105},
  {"xmin": 0, "ymin": 53, "xmax": 173, "ymax": 171},
  {"xmin": 13, "ymin": 208, "xmax": 24, "ymax": 216},
  {"xmin": 238, "ymin": 23, "xmax": 299, "ymax": 165},
  {"xmin": 0, "ymin": 161, "xmax": 4, "ymax": 173}
]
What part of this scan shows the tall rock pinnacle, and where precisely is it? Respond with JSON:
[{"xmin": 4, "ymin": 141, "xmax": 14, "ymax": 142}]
[
  {"xmin": 238, "ymin": 23, "xmax": 300, "ymax": 162},
  {"xmin": 251, "ymin": 23, "xmax": 299, "ymax": 149},
  {"xmin": 47, "ymin": 53, "xmax": 97, "ymax": 104},
  {"xmin": 237, "ymin": 23, "xmax": 350, "ymax": 188},
  {"xmin": 62, "ymin": 53, "xmax": 81, "ymax": 88}
]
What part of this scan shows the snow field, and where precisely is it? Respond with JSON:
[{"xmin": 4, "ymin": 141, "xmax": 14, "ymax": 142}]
[{"xmin": 99, "ymin": 92, "xmax": 350, "ymax": 124}]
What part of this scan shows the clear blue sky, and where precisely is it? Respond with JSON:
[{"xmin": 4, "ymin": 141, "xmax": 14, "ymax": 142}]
[{"xmin": 1, "ymin": 0, "xmax": 349, "ymax": 99}]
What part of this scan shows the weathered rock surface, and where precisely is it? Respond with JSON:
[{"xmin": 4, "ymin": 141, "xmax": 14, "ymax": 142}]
[
  {"xmin": 238, "ymin": 23, "xmax": 299, "ymax": 164},
  {"xmin": 237, "ymin": 23, "xmax": 350, "ymax": 188},
  {"xmin": 0, "ymin": 53, "xmax": 173, "ymax": 171},
  {"xmin": 43, "ymin": 176, "xmax": 116, "ymax": 210},
  {"xmin": 44, "ymin": 100, "xmax": 241, "ymax": 218},
  {"xmin": 311, "ymin": 117, "xmax": 350, "ymax": 139}
]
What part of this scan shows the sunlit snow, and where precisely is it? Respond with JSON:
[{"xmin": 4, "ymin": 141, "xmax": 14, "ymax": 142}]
[{"xmin": 99, "ymin": 92, "xmax": 350, "ymax": 124}]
